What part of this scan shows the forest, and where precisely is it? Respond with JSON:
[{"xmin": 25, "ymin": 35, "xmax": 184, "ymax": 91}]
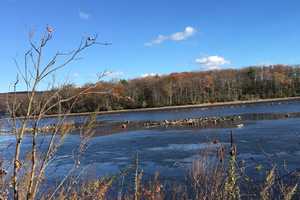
[{"xmin": 1, "ymin": 64, "xmax": 300, "ymax": 116}]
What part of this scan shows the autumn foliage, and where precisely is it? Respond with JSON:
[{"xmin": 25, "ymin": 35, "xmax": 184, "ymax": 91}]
[{"xmin": 2, "ymin": 64, "xmax": 300, "ymax": 116}]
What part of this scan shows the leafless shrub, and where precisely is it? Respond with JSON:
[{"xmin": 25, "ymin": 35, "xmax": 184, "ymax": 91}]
[{"xmin": 4, "ymin": 25, "xmax": 109, "ymax": 200}]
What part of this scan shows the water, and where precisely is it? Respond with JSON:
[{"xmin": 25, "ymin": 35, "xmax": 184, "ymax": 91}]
[
  {"xmin": 94, "ymin": 100, "xmax": 300, "ymax": 122},
  {"xmin": 0, "ymin": 100, "xmax": 300, "ymax": 185},
  {"xmin": 1, "ymin": 100, "xmax": 299, "ymax": 130}
]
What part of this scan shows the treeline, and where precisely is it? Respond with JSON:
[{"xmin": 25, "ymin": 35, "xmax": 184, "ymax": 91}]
[
  {"xmin": 0, "ymin": 93, "xmax": 8, "ymax": 116},
  {"xmin": 2, "ymin": 64, "xmax": 300, "ymax": 115},
  {"xmin": 124, "ymin": 64, "xmax": 300, "ymax": 107}
]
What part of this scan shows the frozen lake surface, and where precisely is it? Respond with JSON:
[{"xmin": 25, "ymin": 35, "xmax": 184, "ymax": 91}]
[{"xmin": 0, "ymin": 100, "xmax": 300, "ymax": 185}]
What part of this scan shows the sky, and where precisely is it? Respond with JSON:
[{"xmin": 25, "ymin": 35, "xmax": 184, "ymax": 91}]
[{"xmin": 1, "ymin": 0, "xmax": 300, "ymax": 92}]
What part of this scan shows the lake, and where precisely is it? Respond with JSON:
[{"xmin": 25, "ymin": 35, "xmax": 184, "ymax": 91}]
[{"xmin": 0, "ymin": 100, "xmax": 300, "ymax": 187}]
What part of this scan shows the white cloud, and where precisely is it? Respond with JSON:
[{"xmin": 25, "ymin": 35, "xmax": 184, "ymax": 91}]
[
  {"xmin": 79, "ymin": 11, "xmax": 90, "ymax": 20},
  {"xmin": 141, "ymin": 73, "xmax": 160, "ymax": 78},
  {"xmin": 145, "ymin": 35, "xmax": 168, "ymax": 46},
  {"xmin": 145, "ymin": 26, "xmax": 196, "ymax": 46},
  {"xmin": 195, "ymin": 55, "xmax": 230, "ymax": 70},
  {"xmin": 170, "ymin": 26, "xmax": 196, "ymax": 41}
]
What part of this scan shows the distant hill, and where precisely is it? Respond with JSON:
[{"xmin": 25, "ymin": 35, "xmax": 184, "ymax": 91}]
[{"xmin": 1, "ymin": 64, "xmax": 300, "ymax": 116}]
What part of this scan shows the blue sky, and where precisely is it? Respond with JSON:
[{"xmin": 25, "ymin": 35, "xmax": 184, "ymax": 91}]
[{"xmin": 1, "ymin": 0, "xmax": 300, "ymax": 92}]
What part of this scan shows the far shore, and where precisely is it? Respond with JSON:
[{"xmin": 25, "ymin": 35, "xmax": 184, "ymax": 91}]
[
  {"xmin": 32, "ymin": 96, "xmax": 300, "ymax": 119},
  {"xmin": 1, "ymin": 96, "xmax": 299, "ymax": 121}
]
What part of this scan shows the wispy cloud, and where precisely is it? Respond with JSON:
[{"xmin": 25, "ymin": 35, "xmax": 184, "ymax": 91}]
[
  {"xmin": 195, "ymin": 55, "xmax": 230, "ymax": 70},
  {"xmin": 141, "ymin": 73, "xmax": 160, "ymax": 78},
  {"xmin": 79, "ymin": 11, "xmax": 91, "ymax": 20},
  {"xmin": 145, "ymin": 26, "xmax": 197, "ymax": 46}
]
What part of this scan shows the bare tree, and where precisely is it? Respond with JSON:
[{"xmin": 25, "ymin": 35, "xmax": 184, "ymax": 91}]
[{"xmin": 7, "ymin": 26, "xmax": 108, "ymax": 200}]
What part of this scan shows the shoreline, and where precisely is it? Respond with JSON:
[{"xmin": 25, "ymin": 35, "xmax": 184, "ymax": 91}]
[
  {"xmin": 1, "ymin": 96, "xmax": 299, "ymax": 120},
  {"xmin": 36, "ymin": 96, "xmax": 300, "ymax": 119}
]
